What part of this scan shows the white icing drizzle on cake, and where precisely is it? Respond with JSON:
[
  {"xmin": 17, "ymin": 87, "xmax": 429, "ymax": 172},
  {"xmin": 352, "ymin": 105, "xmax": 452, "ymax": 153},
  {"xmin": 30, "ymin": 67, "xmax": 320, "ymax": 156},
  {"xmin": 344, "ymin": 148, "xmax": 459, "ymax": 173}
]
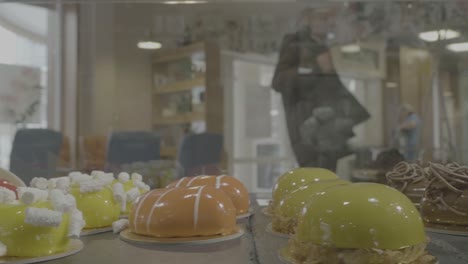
[
  {"xmin": 186, "ymin": 176, "xmax": 200, "ymax": 187},
  {"xmin": 193, "ymin": 186, "xmax": 206, "ymax": 230},
  {"xmin": 145, "ymin": 188, "xmax": 177, "ymax": 233},
  {"xmin": 174, "ymin": 178, "xmax": 185, "ymax": 188},
  {"xmin": 215, "ymin": 175, "xmax": 226, "ymax": 189},
  {"xmin": 133, "ymin": 192, "xmax": 152, "ymax": 232}
]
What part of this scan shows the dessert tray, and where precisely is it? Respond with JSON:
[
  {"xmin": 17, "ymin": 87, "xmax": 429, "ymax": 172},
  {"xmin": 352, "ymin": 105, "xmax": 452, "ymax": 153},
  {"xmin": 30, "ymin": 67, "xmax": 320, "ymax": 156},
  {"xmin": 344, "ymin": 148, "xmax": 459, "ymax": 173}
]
[
  {"xmin": 0, "ymin": 239, "xmax": 83, "ymax": 264},
  {"xmin": 236, "ymin": 209, "xmax": 254, "ymax": 219},
  {"xmin": 277, "ymin": 248, "xmax": 293, "ymax": 264},
  {"xmin": 119, "ymin": 226, "xmax": 245, "ymax": 245},
  {"xmin": 265, "ymin": 223, "xmax": 290, "ymax": 238},
  {"xmin": 81, "ymin": 226, "xmax": 113, "ymax": 236},
  {"xmin": 277, "ymin": 247, "xmax": 440, "ymax": 264},
  {"xmin": 425, "ymin": 222, "xmax": 468, "ymax": 236},
  {"xmin": 261, "ymin": 208, "xmax": 272, "ymax": 217}
]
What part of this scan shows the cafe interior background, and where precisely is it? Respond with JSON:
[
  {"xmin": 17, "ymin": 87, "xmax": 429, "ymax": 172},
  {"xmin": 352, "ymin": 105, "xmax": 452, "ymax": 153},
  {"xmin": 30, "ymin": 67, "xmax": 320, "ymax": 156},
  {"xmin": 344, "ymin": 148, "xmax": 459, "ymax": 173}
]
[{"xmin": 0, "ymin": 1, "xmax": 468, "ymax": 193}]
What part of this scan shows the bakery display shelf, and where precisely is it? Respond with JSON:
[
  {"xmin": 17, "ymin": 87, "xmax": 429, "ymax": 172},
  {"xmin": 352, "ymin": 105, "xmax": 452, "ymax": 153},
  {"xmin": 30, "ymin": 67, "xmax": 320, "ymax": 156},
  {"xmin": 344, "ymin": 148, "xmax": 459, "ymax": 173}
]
[
  {"xmin": 426, "ymin": 222, "xmax": 468, "ymax": 236},
  {"xmin": 155, "ymin": 76, "xmax": 205, "ymax": 94},
  {"xmin": 265, "ymin": 223, "xmax": 290, "ymax": 239},
  {"xmin": 153, "ymin": 112, "xmax": 205, "ymax": 125},
  {"xmin": 261, "ymin": 207, "xmax": 272, "ymax": 217},
  {"xmin": 119, "ymin": 226, "xmax": 245, "ymax": 245},
  {"xmin": 277, "ymin": 247, "xmax": 293, "ymax": 264},
  {"xmin": 37, "ymin": 196, "xmax": 468, "ymax": 264},
  {"xmin": 277, "ymin": 247, "xmax": 440, "ymax": 264},
  {"xmin": 236, "ymin": 209, "xmax": 254, "ymax": 219},
  {"xmin": 153, "ymin": 42, "xmax": 204, "ymax": 64},
  {"xmin": 80, "ymin": 226, "xmax": 113, "ymax": 236},
  {"xmin": 0, "ymin": 240, "xmax": 83, "ymax": 264}
]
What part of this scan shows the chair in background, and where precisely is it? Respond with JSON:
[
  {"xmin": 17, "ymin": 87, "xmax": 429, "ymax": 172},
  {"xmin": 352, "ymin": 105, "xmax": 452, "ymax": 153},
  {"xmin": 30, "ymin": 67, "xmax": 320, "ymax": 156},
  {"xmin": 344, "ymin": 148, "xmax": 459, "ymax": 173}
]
[
  {"xmin": 106, "ymin": 131, "xmax": 160, "ymax": 172},
  {"xmin": 79, "ymin": 135, "xmax": 107, "ymax": 173},
  {"xmin": 10, "ymin": 129, "xmax": 63, "ymax": 184},
  {"xmin": 177, "ymin": 132, "xmax": 223, "ymax": 177},
  {"xmin": 58, "ymin": 135, "xmax": 71, "ymax": 167}
]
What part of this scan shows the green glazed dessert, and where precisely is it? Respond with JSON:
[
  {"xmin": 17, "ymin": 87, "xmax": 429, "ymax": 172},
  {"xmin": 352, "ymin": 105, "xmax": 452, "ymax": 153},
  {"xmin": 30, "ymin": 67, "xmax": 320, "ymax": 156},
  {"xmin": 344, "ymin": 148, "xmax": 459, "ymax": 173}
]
[
  {"xmin": 266, "ymin": 167, "xmax": 338, "ymax": 215},
  {"xmin": 282, "ymin": 183, "xmax": 436, "ymax": 264},
  {"xmin": 272, "ymin": 179, "xmax": 349, "ymax": 235}
]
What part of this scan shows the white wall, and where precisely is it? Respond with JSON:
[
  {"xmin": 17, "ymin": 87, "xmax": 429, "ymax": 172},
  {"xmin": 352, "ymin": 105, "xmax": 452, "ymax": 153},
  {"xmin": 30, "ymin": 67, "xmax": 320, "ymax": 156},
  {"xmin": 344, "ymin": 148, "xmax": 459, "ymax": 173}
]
[{"xmin": 78, "ymin": 4, "xmax": 153, "ymax": 137}]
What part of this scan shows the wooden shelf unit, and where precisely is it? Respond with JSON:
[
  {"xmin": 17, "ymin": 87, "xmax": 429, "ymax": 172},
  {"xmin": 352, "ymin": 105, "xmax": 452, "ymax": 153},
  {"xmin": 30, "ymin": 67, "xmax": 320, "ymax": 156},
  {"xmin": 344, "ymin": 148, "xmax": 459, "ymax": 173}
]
[
  {"xmin": 155, "ymin": 75, "xmax": 205, "ymax": 94},
  {"xmin": 152, "ymin": 41, "xmax": 223, "ymax": 159},
  {"xmin": 153, "ymin": 42, "xmax": 205, "ymax": 64},
  {"xmin": 153, "ymin": 112, "xmax": 205, "ymax": 125}
]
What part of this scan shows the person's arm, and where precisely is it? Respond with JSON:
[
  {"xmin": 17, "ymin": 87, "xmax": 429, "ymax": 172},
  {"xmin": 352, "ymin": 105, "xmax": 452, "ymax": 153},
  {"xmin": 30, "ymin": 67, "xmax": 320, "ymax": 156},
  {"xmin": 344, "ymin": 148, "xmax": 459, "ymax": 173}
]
[
  {"xmin": 400, "ymin": 115, "xmax": 418, "ymax": 130},
  {"xmin": 271, "ymin": 34, "xmax": 299, "ymax": 93},
  {"xmin": 316, "ymin": 50, "xmax": 335, "ymax": 73}
]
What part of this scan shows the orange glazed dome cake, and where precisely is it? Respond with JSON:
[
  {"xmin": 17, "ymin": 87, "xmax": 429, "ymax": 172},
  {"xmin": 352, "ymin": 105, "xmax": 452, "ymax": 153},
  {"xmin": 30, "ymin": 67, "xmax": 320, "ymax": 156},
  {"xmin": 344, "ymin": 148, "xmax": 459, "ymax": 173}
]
[
  {"xmin": 129, "ymin": 186, "xmax": 237, "ymax": 238},
  {"xmin": 167, "ymin": 175, "xmax": 249, "ymax": 215}
]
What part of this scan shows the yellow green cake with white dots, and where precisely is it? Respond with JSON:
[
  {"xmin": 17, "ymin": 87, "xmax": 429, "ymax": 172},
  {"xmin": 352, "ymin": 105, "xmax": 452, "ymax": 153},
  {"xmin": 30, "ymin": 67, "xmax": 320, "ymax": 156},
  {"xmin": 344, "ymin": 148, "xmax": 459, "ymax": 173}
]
[
  {"xmin": 0, "ymin": 186, "xmax": 85, "ymax": 257},
  {"xmin": 36, "ymin": 170, "xmax": 149, "ymax": 229},
  {"xmin": 114, "ymin": 172, "xmax": 150, "ymax": 215}
]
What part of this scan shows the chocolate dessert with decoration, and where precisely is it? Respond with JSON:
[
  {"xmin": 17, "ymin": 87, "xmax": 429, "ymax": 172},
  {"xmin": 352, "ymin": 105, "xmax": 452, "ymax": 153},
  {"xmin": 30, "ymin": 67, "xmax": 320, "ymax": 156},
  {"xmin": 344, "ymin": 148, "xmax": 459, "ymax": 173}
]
[
  {"xmin": 386, "ymin": 161, "xmax": 429, "ymax": 205},
  {"xmin": 421, "ymin": 162, "xmax": 468, "ymax": 229}
]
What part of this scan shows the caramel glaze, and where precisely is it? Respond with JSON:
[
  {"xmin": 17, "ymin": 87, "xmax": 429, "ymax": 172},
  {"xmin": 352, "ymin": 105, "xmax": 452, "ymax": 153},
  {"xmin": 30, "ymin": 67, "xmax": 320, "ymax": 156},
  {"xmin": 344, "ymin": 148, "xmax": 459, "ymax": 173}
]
[
  {"xmin": 421, "ymin": 162, "xmax": 468, "ymax": 225},
  {"xmin": 386, "ymin": 162, "xmax": 429, "ymax": 204}
]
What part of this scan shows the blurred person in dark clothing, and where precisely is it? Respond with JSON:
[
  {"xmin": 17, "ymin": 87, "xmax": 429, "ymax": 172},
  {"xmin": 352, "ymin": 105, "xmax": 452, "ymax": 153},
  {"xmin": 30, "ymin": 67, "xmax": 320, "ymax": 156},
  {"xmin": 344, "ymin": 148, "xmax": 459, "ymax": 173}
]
[{"xmin": 272, "ymin": 9, "xmax": 370, "ymax": 171}]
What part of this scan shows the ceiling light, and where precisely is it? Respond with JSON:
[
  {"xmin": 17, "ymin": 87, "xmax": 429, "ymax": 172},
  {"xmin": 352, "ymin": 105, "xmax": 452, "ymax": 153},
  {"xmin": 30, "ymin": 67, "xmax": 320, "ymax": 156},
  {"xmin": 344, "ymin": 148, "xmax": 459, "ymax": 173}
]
[
  {"xmin": 341, "ymin": 44, "xmax": 360, "ymax": 53},
  {"xmin": 447, "ymin": 42, "xmax": 468, "ymax": 52},
  {"xmin": 418, "ymin": 29, "xmax": 460, "ymax": 42},
  {"xmin": 137, "ymin": 41, "xmax": 162, "ymax": 50}
]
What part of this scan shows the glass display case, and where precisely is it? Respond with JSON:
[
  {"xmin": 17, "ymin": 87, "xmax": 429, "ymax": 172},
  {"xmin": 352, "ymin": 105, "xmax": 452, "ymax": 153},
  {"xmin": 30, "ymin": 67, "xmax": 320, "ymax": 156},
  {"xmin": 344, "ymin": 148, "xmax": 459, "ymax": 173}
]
[{"xmin": 1, "ymin": 1, "xmax": 468, "ymax": 263}]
